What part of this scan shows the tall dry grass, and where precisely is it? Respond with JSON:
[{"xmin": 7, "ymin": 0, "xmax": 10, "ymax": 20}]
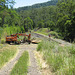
[{"xmin": 37, "ymin": 40, "xmax": 75, "ymax": 75}]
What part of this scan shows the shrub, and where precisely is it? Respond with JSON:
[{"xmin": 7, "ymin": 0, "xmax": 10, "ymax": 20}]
[
  {"xmin": 1, "ymin": 39, "xmax": 5, "ymax": 44},
  {"xmin": 49, "ymin": 31, "xmax": 59, "ymax": 38}
]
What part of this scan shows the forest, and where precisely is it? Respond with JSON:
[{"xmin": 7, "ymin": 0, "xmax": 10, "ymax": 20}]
[
  {"xmin": 0, "ymin": 0, "xmax": 75, "ymax": 42},
  {"xmin": 15, "ymin": 0, "xmax": 58, "ymax": 12}
]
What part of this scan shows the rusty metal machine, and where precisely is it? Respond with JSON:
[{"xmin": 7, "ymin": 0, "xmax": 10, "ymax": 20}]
[{"xmin": 6, "ymin": 33, "xmax": 31, "ymax": 44}]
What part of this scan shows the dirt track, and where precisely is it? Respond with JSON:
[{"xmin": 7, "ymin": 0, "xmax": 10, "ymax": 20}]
[
  {"xmin": 0, "ymin": 32, "xmax": 72, "ymax": 75},
  {"xmin": 27, "ymin": 44, "xmax": 41, "ymax": 75},
  {"xmin": 32, "ymin": 32, "xmax": 72, "ymax": 46},
  {"xmin": 0, "ymin": 44, "xmax": 41, "ymax": 75}
]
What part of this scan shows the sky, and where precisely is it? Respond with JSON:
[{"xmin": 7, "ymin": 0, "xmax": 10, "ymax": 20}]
[{"xmin": 14, "ymin": 0, "xmax": 49, "ymax": 8}]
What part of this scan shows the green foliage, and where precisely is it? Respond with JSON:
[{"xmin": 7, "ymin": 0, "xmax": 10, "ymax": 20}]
[
  {"xmin": 0, "ymin": 0, "xmax": 15, "ymax": 8},
  {"xmin": 38, "ymin": 21, "xmax": 44, "ymax": 28},
  {"xmin": 49, "ymin": 31, "xmax": 59, "ymax": 38},
  {"xmin": 10, "ymin": 51, "xmax": 29, "ymax": 75},
  {"xmin": 0, "ymin": 17, "xmax": 2, "ymax": 23},
  {"xmin": 1, "ymin": 39, "xmax": 5, "ymax": 44},
  {"xmin": 21, "ymin": 26, "xmax": 25, "ymax": 32},
  {"xmin": 0, "ymin": 0, "xmax": 75, "ymax": 41},
  {"xmin": 0, "ymin": 0, "xmax": 23, "ymax": 37},
  {"xmin": 2, "ymin": 25, "xmax": 22, "ymax": 37},
  {"xmin": 16, "ymin": 0, "xmax": 75, "ymax": 41},
  {"xmin": 24, "ymin": 17, "xmax": 33, "ymax": 31},
  {"xmin": 35, "ymin": 28, "xmax": 48, "ymax": 35},
  {"xmin": 48, "ymin": 21, "xmax": 55, "ymax": 31},
  {"xmin": 35, "ymin": 28, "xmax": 60, "ymax": 38},
  {"xmin": 56, "ymin": 0, "xmax": 75, "ymax": 41},
  {"xmin": 0, "ymin": 27, "xmax": 3, "ymax": 39}
]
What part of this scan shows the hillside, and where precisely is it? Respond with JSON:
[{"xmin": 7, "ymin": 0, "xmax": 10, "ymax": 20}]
[{"xmin": 15, "ymin": 0, "xmax": 58, "ymax": 12}]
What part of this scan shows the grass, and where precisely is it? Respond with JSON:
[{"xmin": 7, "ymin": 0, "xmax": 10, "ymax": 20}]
[
  {"xmin": 0, "ymin": 44, "xmax": 17, "ymax": 68},
  {"xmin": 34, "ymin": 28, "xmax": 48, "ymax": 35},
  {"xmin": 37, "ymin": 40, "xmax": 75, "ymax": 75},
  {"xmin": 10, "ymin": 51, "xmax": 29, "ymax": 75}
]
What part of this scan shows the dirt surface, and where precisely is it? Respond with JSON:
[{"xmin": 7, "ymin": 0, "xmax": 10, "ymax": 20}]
[
  {"xmin": 32, "ymin": 33, "xmax": 72, "ymax": 46},
  {"xmin": 0, "ymin": 43, "xmax": 41, "ymax": 75},
  {"xmin": 34, "ymin": 51, "xmax": 52, "ymax": 75},
  {"xmin": 27, "ymin": 44, "xmax": 41, "ymax": 75}
]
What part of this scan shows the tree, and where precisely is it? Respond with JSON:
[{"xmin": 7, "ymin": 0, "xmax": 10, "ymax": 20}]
[
  {"xmin": 24, "ymin": 17, "xmax": 33, "ymax": 32},
  {"xmin": 38, "ymin": 20, "xmax": 44, "ymax": 28}
]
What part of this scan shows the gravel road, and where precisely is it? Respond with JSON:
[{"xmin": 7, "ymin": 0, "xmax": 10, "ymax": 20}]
[
  {"xmin": 0, "ymin": 44, "xmax": 41, "ymax": 75},
  {"xmin": 32, "ymin": 32, "xmax": 72, "ymax": 46}
]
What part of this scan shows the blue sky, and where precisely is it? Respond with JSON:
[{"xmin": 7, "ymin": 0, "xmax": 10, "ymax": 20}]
[{"xmin": 14, "ymin": 0, "xmax": 49, "ymax": 8}]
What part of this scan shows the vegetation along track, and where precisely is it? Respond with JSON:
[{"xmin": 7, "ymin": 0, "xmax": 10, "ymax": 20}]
[
  {"xmin": 0, "ymin": 43, "xmax": 41, "ymax": 75},
  {"xmin": 32, "ymin": 32, "xmax": 72, "ymax": 46},
  {"xmin": 0, "ymin": 33, "xmax": 72, "ymax": 75}
]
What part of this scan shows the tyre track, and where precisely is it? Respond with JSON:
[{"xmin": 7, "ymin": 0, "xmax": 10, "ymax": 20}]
[{"xmin": 0, "ymin": 44, "xmax": 41, "ymax": 75}]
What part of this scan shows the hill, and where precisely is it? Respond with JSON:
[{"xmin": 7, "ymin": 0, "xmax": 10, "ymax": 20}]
[{"xmin": 15, "ymin": 0, "xmax": 58, "ymax": 12}]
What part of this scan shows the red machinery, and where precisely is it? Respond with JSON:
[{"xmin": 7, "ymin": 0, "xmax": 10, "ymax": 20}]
[{"xmin": 6, "ymin": 33, "xmax": 31, "ymax": 44}]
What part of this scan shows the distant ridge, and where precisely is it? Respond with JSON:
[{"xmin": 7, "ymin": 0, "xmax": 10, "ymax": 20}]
[{"xmin": 15, "ymin": 0, "xmax": 58, "ymax": 12}]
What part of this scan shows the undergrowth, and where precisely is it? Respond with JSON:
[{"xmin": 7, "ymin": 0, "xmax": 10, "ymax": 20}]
[
  {"xmin": 37, "ymin": 40, "xmax": 75, "ymax": 75},
  {"xmin": 10, "ymin": 51, "xmax": 29, "ymax": 75}
]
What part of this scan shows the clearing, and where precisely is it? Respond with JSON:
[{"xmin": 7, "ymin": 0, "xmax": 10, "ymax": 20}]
[{"xmin": 0, "ymin": 32, "xmax": 74, "ymax": 75}]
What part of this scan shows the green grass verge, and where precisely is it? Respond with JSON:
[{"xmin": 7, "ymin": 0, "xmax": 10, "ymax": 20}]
[
  {"xmin": 10, "ymin": 51, "xmax": 29, "ymax": 75},
  {"xmin": 0, "ymin": 44, "xmax": 17, "ymax": 68},
  {"xmin": 37, "ymin": 40, "xmax": 75, "ymax": 75},
  {"xmin": 34, "ymin": 28, "xmax": 48, "ymax": 35}
]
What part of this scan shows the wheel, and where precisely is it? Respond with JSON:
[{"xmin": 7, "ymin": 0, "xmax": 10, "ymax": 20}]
[
  {"xmin": 14, "ymin": 41, "xmax": 16, "ymax": 44},
  {"xmin": 28, "ymin": 40, "xmax": 31, "ymax": 44},
  {"xmin": 28, "ymin": 42, "xmax": 30, "ymax": 44},
  {"xmin": 8, "ymin": 41, "xmax": 10, "ymax": 44}
]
